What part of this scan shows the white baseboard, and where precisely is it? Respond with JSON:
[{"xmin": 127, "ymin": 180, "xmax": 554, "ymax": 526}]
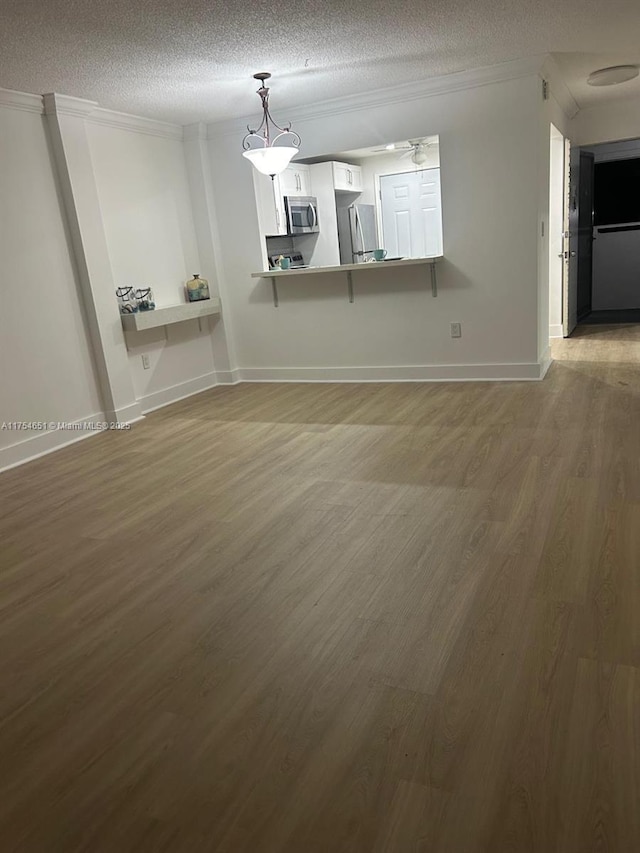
[
  {"xmin": 549, "ymin": 324, "xmax": 564, "ymax": 338},
  {"xmin": 539, "ymin": 346, "xmax": 553, "ymax": 379},
  {"xmin": 140, "ymin": 371, "xmax": 219, "ymax": 414},
  {"xmin": 0, "ymin": 358, "xmax": 553, "ymax": 473},
  {"xmin": 0, "ymin": 411, "xmax": 109, "ymax": 473},
  {"xmin": 215, "ymin": 369, "xmax": 242, "ymax": 385},
  {"xmin": 104, "ymin": 401, "xmax": 144, "ymax": 424},
  {"xmin": 237, "ymin": 361, "xmax": 549, "ymax": 383}
]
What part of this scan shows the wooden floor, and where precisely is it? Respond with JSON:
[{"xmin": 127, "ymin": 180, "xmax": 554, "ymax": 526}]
[{"xmin": 1, "ymin": 324, "xmax": 640, "ymax": 852}]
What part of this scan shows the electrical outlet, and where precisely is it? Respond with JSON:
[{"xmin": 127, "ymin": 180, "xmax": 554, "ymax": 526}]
[
  {"xmin": 450, "ymin": 322, "xmax": 462, "ymax": 338},
  {"xmin": 142, "ymin": 354, "xmax": 151, "ymax": 370}
]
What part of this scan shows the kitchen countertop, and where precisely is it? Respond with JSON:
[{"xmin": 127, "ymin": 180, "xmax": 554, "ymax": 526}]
[
  {"xmin": 252, "ymin": 256, "xmax": 443, "ymax": 306},
  {"xmin": 250, "ymin": 256, "xmax": 442, "ymax": 278}
]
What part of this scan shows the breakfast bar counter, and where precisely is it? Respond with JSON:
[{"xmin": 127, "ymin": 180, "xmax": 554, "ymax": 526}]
[{"xmin": 251, "ymin": 256, "xmax": 442, "ymax": 307}]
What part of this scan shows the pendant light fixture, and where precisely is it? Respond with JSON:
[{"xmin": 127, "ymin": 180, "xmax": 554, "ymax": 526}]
[{"xmin": 242, "ymin": 72, "xmax": 300, "ymax": 179}]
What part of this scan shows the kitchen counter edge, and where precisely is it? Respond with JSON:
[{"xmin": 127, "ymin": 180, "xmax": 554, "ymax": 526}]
[{"xmin": 250, "ymin": 256, "xmax": 443, "ymax": 278}]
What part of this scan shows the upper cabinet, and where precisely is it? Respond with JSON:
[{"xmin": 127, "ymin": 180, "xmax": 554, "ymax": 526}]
[
  {"xmin": 331, "ymin": 162, "xmax": 363, "ymax": 193},
  {"xmin": 279, "ymin": 163, "xmax": 312, "ymax": 197},
  {"xmin": 254, "ymin": 164, "xmax": 314, "ymax": 237},
  {"xmin": 254, "ymin": 173, "xmax": 287, "ymax": 236}
]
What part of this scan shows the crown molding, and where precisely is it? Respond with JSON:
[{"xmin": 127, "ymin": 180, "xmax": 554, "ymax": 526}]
[
  {"xmin": 0, "ymin": 87, "xmax": 43, "ymax": 114},
  {"xmin": 207, "ymin": 55, "xmax": 548, "ymax": 140},
  {"xmin": 88, "ymin": 107, "xmax": 183, "ymax": 139},
  {"xmin": 43, "ymin": 93, "xmax": 98, "ymax": 118},
  {"xmin": 183, "ymin": 122, "xmax": 208, "ymax": 141},
  {"xmin": 540, "ymin": 56, "xmax": 580, "ymax": 119},
  {"xmin": 5, "ymin": 88, "xmax": 182, "ymax": 138}
]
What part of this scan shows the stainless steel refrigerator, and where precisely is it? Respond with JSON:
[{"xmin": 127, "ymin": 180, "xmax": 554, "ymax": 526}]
[{"xmin": 337, "ymin": 204, "xmax": 378, "ymax": 264}]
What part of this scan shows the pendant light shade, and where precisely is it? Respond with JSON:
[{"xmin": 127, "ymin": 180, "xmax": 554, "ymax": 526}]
[
  {"xmin": 242, "ymin": 72, "xmax": 300, "ymax": 178},
  {"xmin": 242, "ymin": 146, "xmax": 298, "ymax": 176}
]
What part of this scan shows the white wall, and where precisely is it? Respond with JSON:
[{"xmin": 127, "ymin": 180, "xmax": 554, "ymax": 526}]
[
  {"xmin": 1, "ymin": 92, "xmax": 235, "ymax": 470},
  {"xmin": 570, "ymin": 95, "xmax": 640, "ymax": 146},
  {"xmin": 0, "ymin": 102, "xmax": 104, "ymax": 468},
  {"xmin": 87, "ymin": 122, "xmax": 219, "ymax": 409},
  {"xmin": 208, "ymin": 73, "xmax": 548, "ymax": 381}
]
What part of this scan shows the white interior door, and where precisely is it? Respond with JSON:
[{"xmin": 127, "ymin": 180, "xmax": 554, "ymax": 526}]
[
  {"xmin": 548, "ymin": 125, "xmax": 565, "ymax": 338},
  {"xmin": 380, "ymin": 169, "xmax": 443, "ymax": 258}
]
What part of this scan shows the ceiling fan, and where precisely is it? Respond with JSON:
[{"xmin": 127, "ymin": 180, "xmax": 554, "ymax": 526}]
[{"xmin": 372, "ymin": 138, "xmax": 432, "ymax": 164}]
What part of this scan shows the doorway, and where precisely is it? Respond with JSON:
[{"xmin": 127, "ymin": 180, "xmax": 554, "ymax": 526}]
[
  {"xmin": 557, "ymin": 142, "xmax": 595, "ymax": 337},
  {"xmin": 576, "ymin": 150, "xmax": 594, "ymax": 321},
  {"xmin": 569, "ymin": 138, "xmax": 640, "ymax": 326}
]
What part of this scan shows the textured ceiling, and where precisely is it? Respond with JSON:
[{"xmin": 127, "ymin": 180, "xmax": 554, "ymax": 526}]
[{"xmin": 2, "ymin": 0, "xmax": 640, "ymax": 123}]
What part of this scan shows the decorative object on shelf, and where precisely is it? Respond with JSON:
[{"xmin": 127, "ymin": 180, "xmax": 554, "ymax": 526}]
[
  {"xmin": 116, "ymin": 286, "xmax": 138, "ymax": 313},
  {"xmin": 278, "ymin": 255, "xmax": 290, "ymax": 270},
  {"xmin": 373, "ymin": 249, "xmax": 387, "ymax": 261},
  {"xmin": 186, "ymin": 274, "xmax": 210, "ymax": 302},
  {"xmin": 134, "ymin": 287, "xmax": 155, "ymax": 311},
  {"xmin": 242, "ymin": 72, "xmax": 300, "ymax": 179}
]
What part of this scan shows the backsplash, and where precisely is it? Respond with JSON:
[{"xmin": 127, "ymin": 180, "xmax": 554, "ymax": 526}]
[{"xmin": 265, "ymin": 235, "xmax": 295, "ymax": 256}]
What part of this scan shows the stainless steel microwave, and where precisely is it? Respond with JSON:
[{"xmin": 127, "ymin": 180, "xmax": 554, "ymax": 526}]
[{"xmin": 284, "ymin": 196, "xmax": 319, "ymax": 235}]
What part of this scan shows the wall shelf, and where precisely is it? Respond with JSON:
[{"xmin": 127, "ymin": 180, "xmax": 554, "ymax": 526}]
[
  {"xmin": 250, "ymin": 257, "xmax": 442, "ymax": 307},
  {"xmin": 120, "ymin": 299, "xmax": 221, "ymax": 332}
]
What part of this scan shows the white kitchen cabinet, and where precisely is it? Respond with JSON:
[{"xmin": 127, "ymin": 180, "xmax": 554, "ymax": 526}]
[
  {"xmin": 280, "ymin": 164, "xmax": 312, "ymax": 197},
  {"xmin": 254, "ymin": 165, "xmax": 314, "ymax": 236},
  {"xmin": 254, "ymin": 172, "xmax": 287, "ymax": 236},
  {"xmin": 331, "ymin": 161, "xmax": 363, "ymax": 193}
]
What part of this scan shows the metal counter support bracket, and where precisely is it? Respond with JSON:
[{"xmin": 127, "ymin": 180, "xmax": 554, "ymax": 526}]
[{"xmin": 269, "ymin": 261, "xmax": 437, "ymax": 306}]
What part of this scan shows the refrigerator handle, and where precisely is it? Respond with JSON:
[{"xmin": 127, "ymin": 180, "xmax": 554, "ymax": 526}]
[{"xmin": 355, "ymin": 206, "xmax": 366, "ymax": 261}]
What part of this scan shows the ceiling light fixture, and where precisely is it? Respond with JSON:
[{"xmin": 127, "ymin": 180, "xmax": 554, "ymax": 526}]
[
  {"xmin": 242, "ymin": 72, "xmax": 300, "ymax": 179},
  {"xmin": 587, "ymin": 65, "xmax": 639, "ymax": 87},
  {"xmin": 412, "ymin": 148, "xmax": 429, "ymax": 165}
]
